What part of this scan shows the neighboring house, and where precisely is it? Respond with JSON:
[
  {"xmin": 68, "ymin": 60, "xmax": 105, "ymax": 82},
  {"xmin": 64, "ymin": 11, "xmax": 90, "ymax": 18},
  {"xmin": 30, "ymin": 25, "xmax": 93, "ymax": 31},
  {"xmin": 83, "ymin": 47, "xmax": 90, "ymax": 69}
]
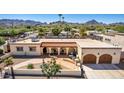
[
  {"xmin": 59, "ymin": 31, "xmax": 71, "ymax": 39},
  {"xmin": 87, "ymin": 30, "xmax": 100, "ymax": 36},
  {"xmin": 9, "ymin": 38, "xmax": 122, "ymax": 64},
  {"xmin": 92, "ymin": 33, "xmax": 124, "ymax": 51},
  {"xmin": 105, "ymin": 29, "xmax": 118, "ymax": 35},
  {"xmin": 73, "ymin": 33, "xmax": 80, "ymax": 39},
  {"xmin": 91, "ymin": 33, "xmax": 124, "ymax": 62}
]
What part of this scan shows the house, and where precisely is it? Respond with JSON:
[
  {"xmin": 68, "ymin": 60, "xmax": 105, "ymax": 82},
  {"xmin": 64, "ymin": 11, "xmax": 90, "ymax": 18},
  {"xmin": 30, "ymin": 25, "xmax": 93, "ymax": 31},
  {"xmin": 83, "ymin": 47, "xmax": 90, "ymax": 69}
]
[{"xmin": 9, "ymin": 39, "xmax": 122, "ymax": 64}]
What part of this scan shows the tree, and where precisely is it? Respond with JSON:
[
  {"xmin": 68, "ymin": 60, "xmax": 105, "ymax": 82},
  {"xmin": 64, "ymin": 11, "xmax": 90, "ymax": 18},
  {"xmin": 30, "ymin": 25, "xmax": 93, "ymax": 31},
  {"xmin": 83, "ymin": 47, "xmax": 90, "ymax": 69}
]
[
  {"xmin": 79, "ymin": 27, "xmax": 87, "ymax": 37},
  {"xmin": 113, "ymin": 25, "xmax": 124, "ymax": 33},
  {"xmin": 40, "ymin": 58, "xmax": 62, "ymax": 79},
  {"xmin": 4, "ymin": 57, "xmax": 13, "ymax": 67},
  {"xmin": 64, "ymin": 25, "xmax": 71, "ymax": 38},
  {"xmin": 26, "ymin": 25, "xmax": 31, "ymax": 29},
  {"xmin": 0, "ymin": 37, "xmax": 5, "ymax": 46},
  {"xmin": 38, "ymin": 27, "xmax": 45, "ymax": 37},
  {"xmin": 96, "ymin": 25, "xmax": 105, "ymax": 31},
  {"xmin": 10, "ymin": 29, "xmax": 17, "ymax": 37},
  {"xmin": 4, "ymin": 57, "xmax": 15, "ymax": 79},
  {"xmin": 58, "ymin": 14, "xmax": 62, "ymax": 22},
  {"xmin": 64, "ymin": 25, "xmax": 71, "ymax": 31},
  {"xmin": 52, "ymin": 27, "xmax": 62, "ymax": 36},
  {"xmin": 62, "ymin": 16, "xmax": 64, "ymax": 23}
]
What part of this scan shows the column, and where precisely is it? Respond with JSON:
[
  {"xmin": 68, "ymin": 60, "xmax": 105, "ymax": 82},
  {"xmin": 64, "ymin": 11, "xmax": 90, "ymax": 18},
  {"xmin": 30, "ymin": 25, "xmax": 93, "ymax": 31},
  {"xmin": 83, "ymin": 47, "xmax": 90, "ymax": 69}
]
[
  {"xmin": 58, "ymin": 47, "xmax": 60, "ymax": 55},
  {"xmin": 40, "ymin": 47, "xmax": 43, "ymax": 55},
  {"xmin": 96, "ymin": 56, "xmax": 99, "ymax": 64},
  {"xmin": 48, "ymin": 47, "xmax": 51, "ymax": 54},
  {"xmin": 66, "ymin": 48, "xmax": 69, "ymax": 55}
]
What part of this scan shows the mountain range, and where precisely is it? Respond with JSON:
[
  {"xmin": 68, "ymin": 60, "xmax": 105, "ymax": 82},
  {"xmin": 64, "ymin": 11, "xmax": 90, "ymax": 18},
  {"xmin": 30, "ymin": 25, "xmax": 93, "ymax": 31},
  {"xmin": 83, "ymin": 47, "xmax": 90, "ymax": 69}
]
[
  {"xmin": 0, "ymin": 19, "xmax": 124, "ymax": 27},
  {"xmin": 0, "ymin": 19, "xmax": 47, "ymax": 27}
]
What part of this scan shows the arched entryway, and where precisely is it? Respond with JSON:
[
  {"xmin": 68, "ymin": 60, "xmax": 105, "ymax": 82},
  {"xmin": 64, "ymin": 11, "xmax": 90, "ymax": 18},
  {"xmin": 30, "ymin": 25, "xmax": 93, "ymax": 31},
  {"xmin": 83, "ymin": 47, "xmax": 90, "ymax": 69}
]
[
  {"xmin": 99, "ymin": 54, "xmax": 112, "ymax": 64},
  {"xmin": 43, "ymin": 47, "xmax": 47, "ymax": 54},
  {"xmin": 68, "ymin": 48, "xmax": 77, "ymax": 57},
  {"xmin": 60, "ymin": 48, "xmax": 66, "ymax": 55},
  {"xmin": 51, "ymin": 48, "xmax": 58, "ymax": 55},
  {"xmin": 83, "ymin": 54, "xmax": 96, "ymax": 64}
]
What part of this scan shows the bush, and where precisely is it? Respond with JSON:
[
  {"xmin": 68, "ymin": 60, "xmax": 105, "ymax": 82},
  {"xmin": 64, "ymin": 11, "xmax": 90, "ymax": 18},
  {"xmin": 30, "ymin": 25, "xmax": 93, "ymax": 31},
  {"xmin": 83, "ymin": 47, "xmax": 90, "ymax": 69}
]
[
  {"xmin": 27, "ymin": 64, "xmax": 34, "ymax": 69},
  {"xmin": 0, "ymin": 49, "xmax": 3, "ymax": 54},
  {"xmin": 52, "ymin": 27, "xmax": 62, "ymax": 36},
  {"xmin": 0, "ymin": 37, "xmax": 5, "ymax": 46}
]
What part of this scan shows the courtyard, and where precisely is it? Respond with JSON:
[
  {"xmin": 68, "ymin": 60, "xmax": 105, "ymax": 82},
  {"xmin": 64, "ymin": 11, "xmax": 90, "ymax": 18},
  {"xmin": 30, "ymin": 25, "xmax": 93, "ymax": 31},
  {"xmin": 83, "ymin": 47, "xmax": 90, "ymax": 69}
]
[
  {"xmin": 8, "ymin": 57, "xmax": 124, "ymax": 79},
  {"xmin": 12, "ymin": 57, "xmax": 80, "ymax": 71}
]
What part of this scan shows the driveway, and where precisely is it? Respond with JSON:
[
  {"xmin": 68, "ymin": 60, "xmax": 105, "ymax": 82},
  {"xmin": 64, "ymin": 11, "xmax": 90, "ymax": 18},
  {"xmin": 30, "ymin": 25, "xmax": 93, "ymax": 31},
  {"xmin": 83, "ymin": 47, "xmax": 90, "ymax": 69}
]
[{"xmin": 83, "ymin": 64, "xmax": 124, "ymax": 79}]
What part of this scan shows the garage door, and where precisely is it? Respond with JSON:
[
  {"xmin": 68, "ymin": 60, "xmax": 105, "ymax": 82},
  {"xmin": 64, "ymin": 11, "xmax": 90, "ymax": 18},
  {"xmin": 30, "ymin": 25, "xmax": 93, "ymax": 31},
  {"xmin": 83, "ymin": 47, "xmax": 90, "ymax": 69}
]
[
  {"xmin": 83, "ymin": 54, "xmax": 96, "ymax": 64},
  {"xmin": 99, "ymin": 54, "xmax": 112, "ymax": 64}
]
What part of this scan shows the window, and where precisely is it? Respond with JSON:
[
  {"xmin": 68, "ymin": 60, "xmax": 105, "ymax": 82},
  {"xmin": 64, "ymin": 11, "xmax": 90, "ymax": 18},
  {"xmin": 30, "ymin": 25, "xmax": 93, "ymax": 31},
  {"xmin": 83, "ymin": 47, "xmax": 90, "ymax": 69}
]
[
  {"xmin": 29, "ymin": 47, "xmax": 36, "ymax": 52},
  {"xmin": 16, "ymin": 47, "xmax": 23, "ymax": 51}
]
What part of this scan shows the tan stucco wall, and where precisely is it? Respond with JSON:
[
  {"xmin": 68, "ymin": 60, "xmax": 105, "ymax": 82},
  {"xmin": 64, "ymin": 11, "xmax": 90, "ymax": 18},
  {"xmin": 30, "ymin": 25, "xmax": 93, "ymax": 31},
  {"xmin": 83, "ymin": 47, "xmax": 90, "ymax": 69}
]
[
  {"xmin": 10, "ymin": 44, "xmax": 41, "ymax": 56},
  {"xmin": 81, "ymin": 48, "xmax": 121, "ymax": 64},
  {"xmin": 77, "ymin": 44, "xmax": 82, "ymax": 60}
]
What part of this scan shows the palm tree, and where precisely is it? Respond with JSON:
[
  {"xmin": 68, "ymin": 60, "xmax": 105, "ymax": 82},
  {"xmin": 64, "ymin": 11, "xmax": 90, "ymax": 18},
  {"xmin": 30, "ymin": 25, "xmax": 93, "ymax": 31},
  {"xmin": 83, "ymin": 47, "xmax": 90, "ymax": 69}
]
[
  {"xmin": 58, "ymin": 14, "xmax": 62, "ymax": 22},
  {"xmin": 40, "ymin": 58, "xmax": 62, "ymax": 79},
  {"xmin": 62, "ymin": 16, "xmax": 64, "ymax": 23},
  {"xmin": 4, "ymin": 57, "xmax": 15, "ymax": 79}
]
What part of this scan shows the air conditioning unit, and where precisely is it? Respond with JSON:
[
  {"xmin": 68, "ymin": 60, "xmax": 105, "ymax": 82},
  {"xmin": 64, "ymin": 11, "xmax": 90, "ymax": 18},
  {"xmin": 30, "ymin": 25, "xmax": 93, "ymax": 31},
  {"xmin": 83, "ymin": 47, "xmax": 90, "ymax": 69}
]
[{"xmin": 31, "ymin": 38, "xmax": 39, "ymax": 42}]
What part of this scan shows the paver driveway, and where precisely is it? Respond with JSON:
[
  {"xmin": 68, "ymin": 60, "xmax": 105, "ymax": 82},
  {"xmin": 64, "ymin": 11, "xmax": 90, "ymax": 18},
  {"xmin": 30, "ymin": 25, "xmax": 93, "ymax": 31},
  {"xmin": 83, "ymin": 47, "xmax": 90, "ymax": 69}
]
[{"xmin": 83, "ymin": 64, "xmax": 124, "ymax": 79}]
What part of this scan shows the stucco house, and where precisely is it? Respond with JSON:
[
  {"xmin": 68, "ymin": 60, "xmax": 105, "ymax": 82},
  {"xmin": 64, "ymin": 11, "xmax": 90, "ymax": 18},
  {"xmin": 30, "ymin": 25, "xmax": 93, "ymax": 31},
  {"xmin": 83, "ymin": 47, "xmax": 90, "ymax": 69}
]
[{"xmin": 9, "ymin": 39, "xmax": 122, "ymax": 64}]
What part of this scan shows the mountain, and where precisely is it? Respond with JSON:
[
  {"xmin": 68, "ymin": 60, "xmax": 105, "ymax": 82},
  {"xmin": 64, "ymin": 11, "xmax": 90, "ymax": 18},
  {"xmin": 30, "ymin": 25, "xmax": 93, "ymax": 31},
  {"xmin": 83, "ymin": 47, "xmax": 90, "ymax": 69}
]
[
  {"xmin": 0, "ymin": 19, "xmax": 47, "ymax": 27},
  {"xmin": 0, "ymin": 19, "xmax": 124, "ymax": 27},
  {"xmin": 109, "ymin": 22, "xmax": 124, "ymax": 26},
  {"xmin": 49, "ymin": 21, "xmax": 80, "ymax": 25},
  {"xmin": 85, "ymin": 19, "xmax": 105, "ymax": 25}
]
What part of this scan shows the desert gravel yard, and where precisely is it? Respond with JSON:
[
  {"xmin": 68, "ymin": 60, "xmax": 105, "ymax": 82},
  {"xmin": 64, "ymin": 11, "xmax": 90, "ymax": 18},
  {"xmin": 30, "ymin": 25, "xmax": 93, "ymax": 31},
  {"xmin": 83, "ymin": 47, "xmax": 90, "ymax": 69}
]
[{"xmin": 83, "ymin": 64, "xmax": 124, "ymax": 79}]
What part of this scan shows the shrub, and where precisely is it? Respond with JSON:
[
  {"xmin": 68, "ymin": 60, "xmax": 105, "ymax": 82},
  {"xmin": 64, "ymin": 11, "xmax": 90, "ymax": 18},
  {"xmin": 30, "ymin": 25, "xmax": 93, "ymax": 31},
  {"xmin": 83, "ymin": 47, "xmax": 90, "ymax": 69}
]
[
  {"xmin": 0, "ymin": 37, "xmax": 5, "ymax": 46},
  {"xmin": 0, "ymin": 49, "xmax": 3, "ymax": 54},
  {"xmin": 27, "ymin": 64, "xmax": 34, "ymax": 69}
]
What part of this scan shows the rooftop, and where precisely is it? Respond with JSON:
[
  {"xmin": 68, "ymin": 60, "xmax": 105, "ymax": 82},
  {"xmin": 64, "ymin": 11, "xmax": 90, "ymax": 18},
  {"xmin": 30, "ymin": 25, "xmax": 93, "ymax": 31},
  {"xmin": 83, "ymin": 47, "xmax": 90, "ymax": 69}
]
[
  {"xmin": 10, "ymin": 39, "xmax": 80, "ymax": 44},
  {"xmin": 10, "ymin": 38, "xmax": 121, "ymax": 49},
  {"xmin": 76, "ymin": 39, "xmax": 121, "ymax": 49}
]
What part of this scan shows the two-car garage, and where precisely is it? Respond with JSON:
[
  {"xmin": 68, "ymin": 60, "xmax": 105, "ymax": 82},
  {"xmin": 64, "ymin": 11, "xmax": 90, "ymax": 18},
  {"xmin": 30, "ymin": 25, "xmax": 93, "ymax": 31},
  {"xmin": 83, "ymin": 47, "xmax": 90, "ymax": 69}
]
[{"xmin": 83, "ymin": 54, "xmax": 112, "ymax": 64}]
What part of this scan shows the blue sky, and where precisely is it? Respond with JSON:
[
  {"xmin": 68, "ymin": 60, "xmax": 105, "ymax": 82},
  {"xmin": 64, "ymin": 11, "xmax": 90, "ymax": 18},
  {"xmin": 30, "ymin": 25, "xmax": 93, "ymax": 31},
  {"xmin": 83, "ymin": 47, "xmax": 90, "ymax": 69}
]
[{"xmin": 0, "ymin": 14, "xmax": 124, "ymax": 24}]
